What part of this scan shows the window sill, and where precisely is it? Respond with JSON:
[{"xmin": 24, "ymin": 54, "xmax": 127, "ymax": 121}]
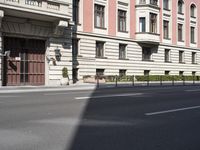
[
  {"xmin": 119, "ymin": 58, "xmax": 129, "ymax": 60},
  {"xmin": 163, "ymin": 8, "xmax": 171, "ymax": 11},
  {"xmin": 135, "ymin": 4, "xmax": 160, "ymax": 10},
  {"xmin": 136, "ymin": 32, "xmax": 160, "ymax": 36},
  {"xmin": 118, "ymin": 30, "xmax": 129, "ymax": 33},
  {"xmin": 163, "ymin": 37, "xmax": 171, "ymax": 40},
  {"xmin": 165, "ymin": 61, "xmax": 172, "ymax": 63},
  {"xmin": 142, "ymin": 59, "xmax": 154, "ymax": 62},
  {"xmin": 94, "ymin": 26, "xmax": 107, "ymax": 30},
  {"xmin": 179, "ymin": 62, "xmax": 185, "ymax": 64},
  {"xmin": 191, "ymin": 42, "xmax": 197, "ymax": 44},
  {"xmin": 178, "ymin": 12, "xmax": 184, "ymax": 15},
  {"xmin": 96, "ymin": 57, "xmax": 108, "ymax": 59},
  {"xmin": 192, "ymin": 63, "xmax": 198, "ymax": 65},
  {"xmin": 191, "ymin": 16, "xmax": 196, "ymax": 19},
  {"xmin": 178, "ymin": 40, "xmax": 184, "ymax": 42}
]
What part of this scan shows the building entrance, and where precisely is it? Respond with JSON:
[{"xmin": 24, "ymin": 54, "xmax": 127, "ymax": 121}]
[{"xmin": 3, "ymin": 37, "xmax": 46, "ymax": 86}]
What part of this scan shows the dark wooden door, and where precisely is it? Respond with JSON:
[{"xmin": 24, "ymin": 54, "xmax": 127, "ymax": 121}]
[{"xmin": 4, "ymin": 37, "xmax": 45, "ymax": 86}]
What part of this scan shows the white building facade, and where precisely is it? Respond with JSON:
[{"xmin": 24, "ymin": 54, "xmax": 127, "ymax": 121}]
[
  {"xmin": 72, "ymin": 0, "xmax": 200, "ymax": 81},
  {"xmin": 0, "ymin": 0, "xmax": 73, "ymax": 86}
]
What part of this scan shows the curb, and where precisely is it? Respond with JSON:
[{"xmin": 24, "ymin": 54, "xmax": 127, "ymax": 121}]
[{"xmin": 0, "ymin": 86, "xmax": 97, "ymax": 94}]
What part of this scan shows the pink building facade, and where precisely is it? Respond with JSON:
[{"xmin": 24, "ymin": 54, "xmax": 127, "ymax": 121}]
[{"xmin": 72, "ymin": 0, "xmax": 200, "ymax": 80}]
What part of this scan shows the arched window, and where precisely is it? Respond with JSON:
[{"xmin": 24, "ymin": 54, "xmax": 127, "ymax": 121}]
[
  {"xmin": 178, "ymin": 0, "xmax": 184, "ymax": 14},
  {"xmin": 190, "ymin": 4, "xmax": 196, "ymax": 18}
]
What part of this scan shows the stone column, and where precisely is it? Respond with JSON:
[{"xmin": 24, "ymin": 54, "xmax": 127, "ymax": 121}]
[{"xmin": 0, "ymin": 10, "xmax": 4, "ymax": 86}]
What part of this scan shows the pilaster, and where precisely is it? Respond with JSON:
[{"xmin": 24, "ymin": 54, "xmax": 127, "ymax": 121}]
[{"xmin": 0, "ymin": 10, "xmax": 4, "ymax": 86}]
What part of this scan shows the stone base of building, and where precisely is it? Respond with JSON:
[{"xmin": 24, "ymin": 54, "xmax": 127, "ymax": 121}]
[{"xmin": 73, "ymin": 33, "xmax": 200, "ymax": 81}]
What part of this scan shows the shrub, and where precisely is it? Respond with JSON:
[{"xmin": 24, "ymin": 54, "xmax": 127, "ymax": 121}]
[
  {"xmin": 62, "ymin": 67, "xmax": 68, "ymax": 78},
  {"xmin": 83, "ymin": 75, "xmax": 200, "ymax": 82},
  {"xmin": 135, "ymin": 75, "xmax": 200, "ymax": 81}
]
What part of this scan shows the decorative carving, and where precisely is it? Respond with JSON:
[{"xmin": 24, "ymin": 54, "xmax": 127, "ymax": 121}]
[
  {"xmin": 47, "ymin": 2, "xmax": 60, "ymax": 10},
  {"xmin": 2, "ymin": 20, "xmax": 52, "ymax": 37},
  {"xmin": 25, "ymin": 0, "xmax": 42, "ymax": 7}
]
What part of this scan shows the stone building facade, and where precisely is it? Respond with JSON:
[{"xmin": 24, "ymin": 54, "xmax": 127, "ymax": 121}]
[
  {"xmin": 72, "ymin": 0, "xmax": 200, "ymax": 81},
  {"xmin": 0, "ymin": 0, "xmax": 73, "ymax": 86}
]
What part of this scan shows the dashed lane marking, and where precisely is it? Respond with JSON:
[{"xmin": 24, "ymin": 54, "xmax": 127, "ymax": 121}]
[
  {"xmin": 145, "ymin": 105, "xmax": 200, "ymax": 116},
  {"xmin": 75, "ymin": 93, "xmax": 143, "ymax": 100}
]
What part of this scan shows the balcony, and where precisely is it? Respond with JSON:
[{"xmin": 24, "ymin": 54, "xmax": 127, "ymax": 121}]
[
  {"xmin": 135, "ymin": 32, "xmax": 160, "ymax": 44},
  {"xmin": 0, "ymin": 0, "xmax": 72, "ymax": 20},
  {"xmin": 138, "ymin": 0, "xmax": 158, "ymax": 6}
]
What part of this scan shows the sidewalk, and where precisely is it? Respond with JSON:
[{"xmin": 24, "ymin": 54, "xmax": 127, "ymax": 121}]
[
  {"xmin": 0, "ymin": 81, "xmax": 199, "ymax": 94},
  {"xmin": 0, "ymin": 83, "xmax": 97, "ymax": 94}
]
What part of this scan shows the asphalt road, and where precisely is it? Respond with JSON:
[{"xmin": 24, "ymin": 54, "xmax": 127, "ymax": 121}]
[{"xmin": 0, "ymin": 86, "xmax": 200, "ymax": 150}]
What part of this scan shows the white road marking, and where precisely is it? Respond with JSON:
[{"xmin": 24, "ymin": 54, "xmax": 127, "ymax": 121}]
[
  {"xmin": 75, "ymin": 93, "xmax": 143, "ymax": 100},
  {"xmin": 185, "ymin": 89, "xmax": 200, "ymax": 92},
  {"xmin": 0, "ymin": 96, "xmax": 21, "ymax": 98},
  {"xmin": 44, "ymin": 91, "xmax": 91, "ymax": 96},
  {"xmin": 145, "ymin": 105, "xmax": 200, "ymax": 116}
]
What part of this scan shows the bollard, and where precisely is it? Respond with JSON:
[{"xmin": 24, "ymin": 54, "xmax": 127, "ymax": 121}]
[
  {"xmin": 132, "ymin": 75, "xmax": 135, "ymax": 86},
  {"xmin": 147, "ymin": 75, "xmax": 150, "ymax": 86},
  {"xmin": 172, "ymin": 76, "xmax": 175, "ymax": 86},
  {"xmin": 193, "ymin": 76, "xmax": 195, "ymax": 85},
  {"xmin": 97, "ymin": 75, "xmax": 100, "ymax": 88},
  {"xmin": 183, "ymin": 76, "xmax": 185, "ymax": 86},
  {"xmin": 160, "ymin": 76, "xmax": 163, "ymax": 86},
  {"xmin": 115, "ymin": 75, "xmax": 118, "ymax": 87}
]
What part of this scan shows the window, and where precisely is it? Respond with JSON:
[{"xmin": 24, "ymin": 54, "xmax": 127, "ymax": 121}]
[
  {"xmin": 150, "ymin": 0, "xmax": 158, "ymax": 5},
  {"xmin": 139, "ymin": 17, "xmax": 146, "ymax": 32},
  {"xmin": 94, "ymin": 4, "xmax": 105, "ymax": 28},
  {"xmin": 163, "ymin": 0, "xmax": 169, "ymax": 10},
  {"xmin": 150, "ymin": 13, "xmax": 157, "ymax": 33},
  {"xmin": 179, "ymin": 50, "xmax": 184, "ymax": 63},
  {"xmin": 192, "ymin": 71, "xmax": 196, "ymax": 76},
  {"xmin": 192, "ymin": 52, "xmax": 196, "ymax": 64},
  {"xmin": 165, "ymin": 71, "xmax": 170, "ymax": 75},
  {"xmin": 163, "ymin": 20, "xmax": 169, "ymax": 39},
  {"xmin": 96, "ymin": 41, "xmax": 104, "ymax": 58},
  {"xmin": 72, "ymin": 39, "xmax": 79, "ymax": 57},
  {"xmin": 139, "ymin": 0, "xmax": 146, "ymax": 4},
  {"xmin": 118, "ymin": 10, "xmax": 127, "ymax": 32},
  {"xmin": 144, "ymin": 70, "xmax": 150, "ymax": 76},
  {"xmin": 190, "ymin": 4, "xmax": 196, "ymax": 18},
  {"xmin": 119, "ymin": 44, "xmax": 126, "ymax": 59},
  {"xmin": 178, "ymin": 0, "xmax": 183, "ymax": 14},
  {"xmin": 96, "ymin": 69, "xmax": 104, "ymax": 76},
  {"xmin": 178, "ymin": 24, "xmax": 183, "ymax": 41},
  {"xmin": 73, "ymin": 0, "xmax": 80, "ymax": 24},
  {"xmin": 165, "ymin": 49, "xmax": 170, "ymax": 62},
  {"xmin": 179, "ymin": 71, "xmax": 184, "ymax": 76},
  {"xmin": 142, "ymin": 48, "xmax": 152, "ymax": 61},
  {"xmin": 190, "ymin": 27, "xmax": 195, "ymax": 43},
  {"xmin": 119, "ymin": 70, "xmax": 126, "ymax": 76}
]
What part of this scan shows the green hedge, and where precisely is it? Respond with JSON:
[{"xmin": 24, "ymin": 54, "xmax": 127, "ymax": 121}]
[
  {"xmin": 135, "ymin": 75, "xmax": 200, "ymax": 81},
  {"xmin": 83, "ymin": 75, "xmax": 200, "ymax": 82},
  {"xmin": 83, "ymin": 75, "xmax": 133, "ymax": 82},
  {"xmin": 105, "ymin": 76, "xmax": 133, "ymax": 82}
]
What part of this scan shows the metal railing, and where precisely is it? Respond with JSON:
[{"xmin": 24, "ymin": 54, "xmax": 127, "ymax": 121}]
[
  {"xmin": 83, "ymin": 75, "xmax": 200, "ymax": 88},
  {"xmin": 25, "ymin": 0, "xmax": 42, "ymax": 7}
]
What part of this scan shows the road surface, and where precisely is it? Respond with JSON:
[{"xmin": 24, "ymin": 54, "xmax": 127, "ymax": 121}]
[{"xmin": 0, "ymin": 86, "xmax": 200, "ymax": 150}]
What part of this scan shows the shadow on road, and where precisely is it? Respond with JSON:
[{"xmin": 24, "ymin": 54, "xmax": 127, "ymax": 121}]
[{"xmin": 66, "ymin": 86, "xmax": 200, "ymax": 150}]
